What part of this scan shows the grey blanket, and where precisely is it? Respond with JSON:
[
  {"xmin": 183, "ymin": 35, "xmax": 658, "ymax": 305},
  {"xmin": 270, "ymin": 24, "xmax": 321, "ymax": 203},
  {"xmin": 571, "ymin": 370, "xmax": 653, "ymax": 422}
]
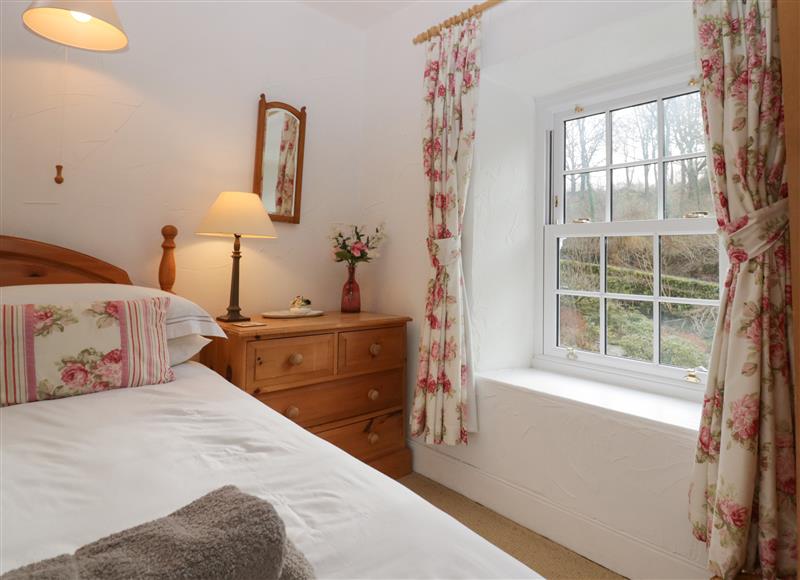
[{"xmin": 3, "ymin": 485, "xmax": 315, "ymax": 580}]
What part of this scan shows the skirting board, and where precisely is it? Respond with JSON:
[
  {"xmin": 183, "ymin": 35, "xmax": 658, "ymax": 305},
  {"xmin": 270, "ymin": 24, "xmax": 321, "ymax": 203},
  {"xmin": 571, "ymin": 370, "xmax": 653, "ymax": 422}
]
[{"xmin": 410, "ymin": 440, "xmax": 708, "ymax": 579}]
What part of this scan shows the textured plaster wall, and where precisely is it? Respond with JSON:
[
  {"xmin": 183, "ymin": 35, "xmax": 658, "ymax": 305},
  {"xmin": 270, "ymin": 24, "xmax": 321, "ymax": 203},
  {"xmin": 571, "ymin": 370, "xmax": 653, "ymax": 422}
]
[{"xmin": 1, "ymin": 1, "xmax": 366, "ymax": 315}]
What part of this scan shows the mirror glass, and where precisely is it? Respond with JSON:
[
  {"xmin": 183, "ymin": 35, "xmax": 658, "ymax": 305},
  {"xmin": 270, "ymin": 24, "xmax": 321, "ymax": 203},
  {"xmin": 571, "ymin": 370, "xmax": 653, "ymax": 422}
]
[
  {"xmin": 261, "ymin": 110, "xmax": 300, "ymax": 215},
  {"xmin": 253, "ymin": 95, "xmax": 306, "ymax": 223}
]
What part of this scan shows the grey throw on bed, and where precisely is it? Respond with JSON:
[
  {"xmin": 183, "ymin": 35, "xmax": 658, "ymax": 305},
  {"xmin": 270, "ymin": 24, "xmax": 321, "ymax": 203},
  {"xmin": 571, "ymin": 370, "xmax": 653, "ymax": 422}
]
[{"xmin": 3, "ymin": 485, "xmax": 315, "ymax": 580}]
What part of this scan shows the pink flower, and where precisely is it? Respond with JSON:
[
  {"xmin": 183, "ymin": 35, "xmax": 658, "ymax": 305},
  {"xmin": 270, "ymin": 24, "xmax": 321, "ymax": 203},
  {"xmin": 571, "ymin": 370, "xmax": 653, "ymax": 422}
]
[
  {"xmin": 717, "ymin": 497, "xmax": 748, "ymax": 528},
  {"xmin": 102, "ymin": 349, "xmax": 122, "ymax": 365},
  {"xmin": 726, "ymin": 15, "xmax": 740, "ymax": 35},
  {"xmin": 698, "ymin": 426, "xmax": 713, "ymax": 454},
  {"xmin": 430, "ymin": 340, "xmax": 441, "ymax": 361},
  {"xmin": 744, "ymin": 316, "xmax": 762, "ymax": 344},
  {"xmin": 698, "ymin": 21, "xmax": 718, "ymax": 48},
  {"xmin": 427, "ymin": 313, "xmax": 441, "ymax": 329},
  {"xmin": 730, "ymin": 394, "xmax": 759, "ymax": 442},
  {"xmin": 438, "ymin": 369, "xmax": 452, "ymax": 394},
  {"xmin": 350, "ymin": 241, "xmax": 367, "ymax": 257},
  {"xmin": 760, "ymin": 538, "xmax": 777, "ymax": 568},
  {"xmin": 713, "ymin": 153, "xmax": 726, "ymax": 176},
  {"xmin": 728, "ymin": 247, "xmax": 749, "ymax": 264},
  {"xmin": 775, "ymin": 243, "xmax": 788, "ymax": 268},
  {"xmin": 95, "ymin": 349, "xmax": 123, "ymax": 385},
  {"xmin": 769, "ymin": 342, "xmax": 786, "ymax": 369},
  {"xmin": 32, "ymin": 308, "xmax": 55, "ymax": 332},
  {"xmin": 443, "ymin": 338, "xmax": 457, "ymax": 361},
  {"xmin": 61, "ymin": 363, "xmax": 90, "ymax": 390},
  {"xmin": 701, "ymin": 58, "xmax": 713, "ymax": 79}
]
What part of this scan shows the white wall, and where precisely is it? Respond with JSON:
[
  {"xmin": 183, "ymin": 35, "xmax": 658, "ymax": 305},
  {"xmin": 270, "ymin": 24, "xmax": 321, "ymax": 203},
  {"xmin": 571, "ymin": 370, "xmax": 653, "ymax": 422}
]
[{"xmin": 1, "ymin": 1, "xmax": 366, "ymax": 316}]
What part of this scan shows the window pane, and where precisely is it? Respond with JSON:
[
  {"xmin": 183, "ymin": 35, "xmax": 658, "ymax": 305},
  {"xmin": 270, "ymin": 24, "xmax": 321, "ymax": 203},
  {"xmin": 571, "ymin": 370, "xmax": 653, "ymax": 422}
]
[
  {"xmin": 611, "ymin": 101, "xmax": 657, "ymax": 164},
  {"xmin": 660, "ymin": 303, "xmax": 718, "ymax": 368},
  {"xmin": 606, "ymin": 299, "xmax": 653, "ymax": 362},
  {"xmin": 565, "ymin": 172, "xmax": 606, "ymax": 223},
  {"xmin": 559, "ymin": 295, "xmax": 600, "ymax": 353},
  {"xmin": 559, "ymin": 237, "xmax": 600, "ymax": 291},
  {"xmin": 565, "ymin": 113, "xmax": 606, "ymax": 170},
  {"xmin": 612, "ymin": 164, "xmax": 658, "ymax": 221},
  {"xmin": 661, "ymin": 235, "xmax": 719, "ymax": 299},
  {"xmin": 664, "ymin": 92, "xmax": 704, "ymax": 157},
  {"xmin": 606, "ymin": 236, "xmax": 653, "ymax": 295},
  {"xmin": 664, "ymin": 157, "xmax": 713, "ymax": 219}
]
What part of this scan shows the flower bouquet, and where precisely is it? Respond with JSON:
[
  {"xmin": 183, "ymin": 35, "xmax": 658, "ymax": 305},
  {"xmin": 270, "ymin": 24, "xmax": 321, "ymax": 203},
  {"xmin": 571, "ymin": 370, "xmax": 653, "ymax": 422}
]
[{"xmin": 329, "ymin": 224, "xmax": 386, "ymax": 312}]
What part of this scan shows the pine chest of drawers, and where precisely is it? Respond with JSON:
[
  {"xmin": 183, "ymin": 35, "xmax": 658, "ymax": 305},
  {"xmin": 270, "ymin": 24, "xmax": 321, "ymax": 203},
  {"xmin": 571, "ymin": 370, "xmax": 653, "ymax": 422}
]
[{"xmin": 201, "ymin": 312, "xmax": 412, "ymax": 479}]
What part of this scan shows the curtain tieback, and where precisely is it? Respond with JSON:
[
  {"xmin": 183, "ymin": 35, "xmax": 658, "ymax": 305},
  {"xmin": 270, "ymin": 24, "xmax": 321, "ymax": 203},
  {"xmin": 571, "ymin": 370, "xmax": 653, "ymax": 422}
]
[
  {"xmin": 719, "ymin": 197, "xmax": 789, "ymax": 264},
  {"xmin": 427, "ymin": 236, "xmax": 462, "ymax": 269}
]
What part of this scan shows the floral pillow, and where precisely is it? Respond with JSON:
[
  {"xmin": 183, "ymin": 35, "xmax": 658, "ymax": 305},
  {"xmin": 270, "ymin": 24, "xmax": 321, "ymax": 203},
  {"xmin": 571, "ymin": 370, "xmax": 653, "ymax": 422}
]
[{"xmin": 1, "ymin": 297, "xmax": 174, "ymax": 407}]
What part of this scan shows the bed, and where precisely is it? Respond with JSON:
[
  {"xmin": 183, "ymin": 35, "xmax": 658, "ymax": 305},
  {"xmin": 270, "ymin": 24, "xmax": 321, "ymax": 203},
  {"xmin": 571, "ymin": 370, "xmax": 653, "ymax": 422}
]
[{"xmin": 0, "ymin": 229, "xmax": 539, "ymax": 579}]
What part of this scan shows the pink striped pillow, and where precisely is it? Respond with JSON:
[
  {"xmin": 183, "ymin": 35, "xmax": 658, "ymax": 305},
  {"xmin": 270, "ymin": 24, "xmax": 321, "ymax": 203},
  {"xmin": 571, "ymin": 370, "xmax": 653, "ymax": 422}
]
[{"xmin": 1, "ymin": 297, "xmax": 174, "ymax": 406}]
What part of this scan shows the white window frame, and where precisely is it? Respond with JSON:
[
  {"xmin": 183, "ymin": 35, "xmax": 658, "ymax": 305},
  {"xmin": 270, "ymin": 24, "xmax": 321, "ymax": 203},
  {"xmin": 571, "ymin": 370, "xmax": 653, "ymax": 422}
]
[{"xmin": 541, "ymin": 82, "xmax": 728, "ymax": 393}]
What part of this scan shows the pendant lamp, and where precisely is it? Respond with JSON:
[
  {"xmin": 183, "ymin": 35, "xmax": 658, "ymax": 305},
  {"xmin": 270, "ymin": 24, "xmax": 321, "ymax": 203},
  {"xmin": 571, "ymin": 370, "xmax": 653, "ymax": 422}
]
[{"xmin": 22, "ymin": 0, "xmax": 127, "ymax": 51}]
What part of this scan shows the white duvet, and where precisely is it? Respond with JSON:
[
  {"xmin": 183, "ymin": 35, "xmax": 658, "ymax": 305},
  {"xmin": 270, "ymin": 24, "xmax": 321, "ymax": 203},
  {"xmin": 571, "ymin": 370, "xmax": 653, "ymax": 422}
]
[{"xmin": 1, "ymin": 362, "xmax": 539, "ymax": 579}]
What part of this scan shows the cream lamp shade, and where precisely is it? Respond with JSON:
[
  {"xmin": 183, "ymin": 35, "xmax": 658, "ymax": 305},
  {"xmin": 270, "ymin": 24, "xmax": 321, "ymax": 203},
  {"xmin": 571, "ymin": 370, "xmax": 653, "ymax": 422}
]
[
  {"xmin": 196, "ymin": 191, "xmax": 277, "ymax": 239},
  {"xmin": 22, "ymin": 0, "xmax": 128, "ymax": 51}
]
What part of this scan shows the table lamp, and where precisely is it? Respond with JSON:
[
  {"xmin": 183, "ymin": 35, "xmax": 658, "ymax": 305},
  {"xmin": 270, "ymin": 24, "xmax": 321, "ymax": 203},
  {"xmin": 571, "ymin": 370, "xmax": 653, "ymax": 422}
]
[{"xmin": 197, "ymin": 191, "xmax": 277, "ymax": 322}]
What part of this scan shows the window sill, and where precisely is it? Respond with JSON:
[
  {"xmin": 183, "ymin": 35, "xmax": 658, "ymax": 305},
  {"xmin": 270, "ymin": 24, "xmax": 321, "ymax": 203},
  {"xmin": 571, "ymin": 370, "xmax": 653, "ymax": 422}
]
[{"xmin": 476, "ymin": 366, "xmax": 702, "ymax": 433}]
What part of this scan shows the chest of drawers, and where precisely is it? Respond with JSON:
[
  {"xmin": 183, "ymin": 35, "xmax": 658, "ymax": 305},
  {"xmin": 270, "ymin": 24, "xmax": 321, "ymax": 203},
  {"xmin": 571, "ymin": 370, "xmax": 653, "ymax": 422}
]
[{"xmin": 201, "ymin": 312, "xmax": 412, "ymax": 478}]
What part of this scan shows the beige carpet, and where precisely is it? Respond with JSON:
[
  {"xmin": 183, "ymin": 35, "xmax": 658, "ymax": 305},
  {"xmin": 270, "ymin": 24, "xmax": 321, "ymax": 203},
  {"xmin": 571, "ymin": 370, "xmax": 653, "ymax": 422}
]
[{"xmin": 400, "ymin": 473, "xmax": 625, "ymax": 580}]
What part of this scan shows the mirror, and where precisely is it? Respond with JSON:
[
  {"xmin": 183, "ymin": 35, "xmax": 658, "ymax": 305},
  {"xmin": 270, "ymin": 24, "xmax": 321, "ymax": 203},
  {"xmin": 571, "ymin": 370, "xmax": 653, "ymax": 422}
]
[{"xmin": 252, "ymin": 94, "xmax": 307, "ymax": 224}]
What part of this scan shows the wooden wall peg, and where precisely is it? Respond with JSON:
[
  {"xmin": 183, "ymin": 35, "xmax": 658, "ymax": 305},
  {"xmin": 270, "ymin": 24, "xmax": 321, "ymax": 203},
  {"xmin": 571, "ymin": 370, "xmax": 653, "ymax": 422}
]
[
  {"xmin": 54, "ymin": 165, "xmax": 64, "ymax": 184},
  {"xmin": 159, "ymin": 225, "xmax": 178, "ymax": 293}
]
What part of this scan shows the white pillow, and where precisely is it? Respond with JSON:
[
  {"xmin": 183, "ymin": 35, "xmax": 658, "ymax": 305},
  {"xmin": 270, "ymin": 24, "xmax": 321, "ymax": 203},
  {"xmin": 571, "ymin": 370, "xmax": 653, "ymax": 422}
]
[
  {"xmin": 0, "ymin": 284, "xmax": 226, "ymax": 340},
  {"xmin": 168, "ymin": 334, "xmax": 212, "ymax": 366}
]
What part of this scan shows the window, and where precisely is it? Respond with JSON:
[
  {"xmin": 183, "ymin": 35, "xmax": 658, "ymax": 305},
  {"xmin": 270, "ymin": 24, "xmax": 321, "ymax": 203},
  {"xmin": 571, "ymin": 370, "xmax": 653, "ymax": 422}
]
[{"xmin": 544, "ymin": 87, "xmax": 723, "ymax": 386}]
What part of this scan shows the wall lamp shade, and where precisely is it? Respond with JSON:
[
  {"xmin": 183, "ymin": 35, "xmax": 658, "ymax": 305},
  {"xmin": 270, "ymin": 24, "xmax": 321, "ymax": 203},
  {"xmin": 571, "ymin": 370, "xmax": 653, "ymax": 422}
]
[
  {"xmin": 22, "ymin": 0, "xmax": 128, "ymax": 51},
  {"xmin": 196, "ymin": 191, "xmax": 277, "ymax": 239}
]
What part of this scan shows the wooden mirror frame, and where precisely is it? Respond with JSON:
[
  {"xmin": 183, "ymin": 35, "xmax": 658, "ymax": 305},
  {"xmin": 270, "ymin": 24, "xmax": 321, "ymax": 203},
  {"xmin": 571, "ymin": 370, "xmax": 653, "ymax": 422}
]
[{"xmin": 252, "ymin": 93, "xmax": 307, "ymax": 224}]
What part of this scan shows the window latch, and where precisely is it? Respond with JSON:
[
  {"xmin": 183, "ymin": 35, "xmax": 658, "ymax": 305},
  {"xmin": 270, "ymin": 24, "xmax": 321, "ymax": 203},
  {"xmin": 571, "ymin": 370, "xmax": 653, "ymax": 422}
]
[
  {"xmin": 684, "ymin": 368, "xmax": 702, "ymax": 383},
  {"xmin": 682, "ymin": 211, "xmax": 709, "ymax": 219},
  {"xmin": 566, "ymin": 347, "xmax": 578, "ymax": 361},
  {"xmin": 572, "ymin": 217, "xmax": 591, "ymax": 224}
]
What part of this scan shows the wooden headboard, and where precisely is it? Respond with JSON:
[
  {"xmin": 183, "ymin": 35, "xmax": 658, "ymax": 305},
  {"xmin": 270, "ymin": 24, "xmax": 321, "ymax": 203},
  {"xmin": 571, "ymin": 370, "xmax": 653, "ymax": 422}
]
[{"xmin": 0, "ymin": 226, "xmax": 178, "ymax": 291}]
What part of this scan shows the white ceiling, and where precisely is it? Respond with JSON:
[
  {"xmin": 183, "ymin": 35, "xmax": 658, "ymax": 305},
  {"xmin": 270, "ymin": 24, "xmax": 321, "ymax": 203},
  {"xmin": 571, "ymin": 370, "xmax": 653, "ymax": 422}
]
[{"xmin": 301, "ymin": 1, "xmax": 414, "ymax": 29}]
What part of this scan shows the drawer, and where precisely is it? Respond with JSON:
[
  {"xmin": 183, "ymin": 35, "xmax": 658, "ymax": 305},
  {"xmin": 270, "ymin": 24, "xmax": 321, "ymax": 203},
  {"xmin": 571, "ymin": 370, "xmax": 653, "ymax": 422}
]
[
  {"xmin": 246, "ymin": 334, "xmax": 335, "ymax": 392},
  {"xmin": 258, "ymin": 369, "xmax": 403, "ymax": 428},
  {"xmin": 338, "ymin": 326, "xmax": 405, "ymax": 375},
  {"xmin": 316, "ymin": 411, "xmax": 404, "ymax": 460}
]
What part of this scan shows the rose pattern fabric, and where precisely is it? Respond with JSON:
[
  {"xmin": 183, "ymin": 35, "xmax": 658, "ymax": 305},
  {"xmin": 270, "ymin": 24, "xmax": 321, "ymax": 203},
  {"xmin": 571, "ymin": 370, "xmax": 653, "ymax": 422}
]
[
  {"xmin": 275, "ymin": 115, "xmax": 299, "ymax": 216},
  {"xmin": 688, "ymin": 1, "xmax": 796, "ymax": 578},
  {"xmin": 410, "ymin": 18, "xmax": 481, "ymax": 446},
  {"xmin": 1, "ymin": 298, "xmax": 174, "ymax": 406}
]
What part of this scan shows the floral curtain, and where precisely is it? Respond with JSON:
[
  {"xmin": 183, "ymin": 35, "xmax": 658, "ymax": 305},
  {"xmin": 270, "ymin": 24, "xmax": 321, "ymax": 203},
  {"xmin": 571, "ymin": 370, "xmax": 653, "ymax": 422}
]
[
  {"xmin": 688, "ymin": 1, "xmax": 796, "ymax": 577},
  {"xmin": 275, "ymin": 115, "xmax": 299, "ymax": 216},
  {"xmin": 410, "ymin": 18, "xmax": 481, "ymax": 446}
]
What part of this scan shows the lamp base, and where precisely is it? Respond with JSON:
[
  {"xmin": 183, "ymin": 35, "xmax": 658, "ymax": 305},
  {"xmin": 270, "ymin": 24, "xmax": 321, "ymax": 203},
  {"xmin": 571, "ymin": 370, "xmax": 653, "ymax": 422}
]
[{"xmin": 217, "ymin": 312, "xmax": 250, "ymax": 323}]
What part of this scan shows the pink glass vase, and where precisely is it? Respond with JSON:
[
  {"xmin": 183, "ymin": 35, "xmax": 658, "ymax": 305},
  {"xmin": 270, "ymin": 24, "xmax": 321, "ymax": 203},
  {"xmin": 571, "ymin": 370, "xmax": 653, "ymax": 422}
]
[{"xmin": 341, "ymin": 264, "xmax": 361, "ymax": 313}]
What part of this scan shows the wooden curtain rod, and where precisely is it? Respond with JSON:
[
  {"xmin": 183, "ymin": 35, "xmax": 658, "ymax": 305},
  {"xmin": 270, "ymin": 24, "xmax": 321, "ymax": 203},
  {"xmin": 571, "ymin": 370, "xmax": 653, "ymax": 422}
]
[{"xmin": 412, "ymin": 0, "xmax": 504, "ymax": 45}]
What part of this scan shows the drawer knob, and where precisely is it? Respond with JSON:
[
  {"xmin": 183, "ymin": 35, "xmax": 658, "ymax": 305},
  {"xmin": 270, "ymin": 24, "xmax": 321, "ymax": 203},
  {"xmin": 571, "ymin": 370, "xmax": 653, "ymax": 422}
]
[
  {"xmin": 368, "ymin": 388, "xmax": 380, "ymax": 401},
  {"xmin": 285, "ymin": 405, "xmax": 300, "ymax": 419},
  {"xmin": 288, "ymin": 353, "xmax": 304, "ymax": 366},
  {"xmin": 369, "ymin": 343, "xmax": 382, "ymax": 357},
  {"xmin": 367, "ymin": 432, "xmax": 380, "ymax": 445},
  {"xmin": 256, "ymin": 356, "xmax": 263, "ymax": 366}
]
